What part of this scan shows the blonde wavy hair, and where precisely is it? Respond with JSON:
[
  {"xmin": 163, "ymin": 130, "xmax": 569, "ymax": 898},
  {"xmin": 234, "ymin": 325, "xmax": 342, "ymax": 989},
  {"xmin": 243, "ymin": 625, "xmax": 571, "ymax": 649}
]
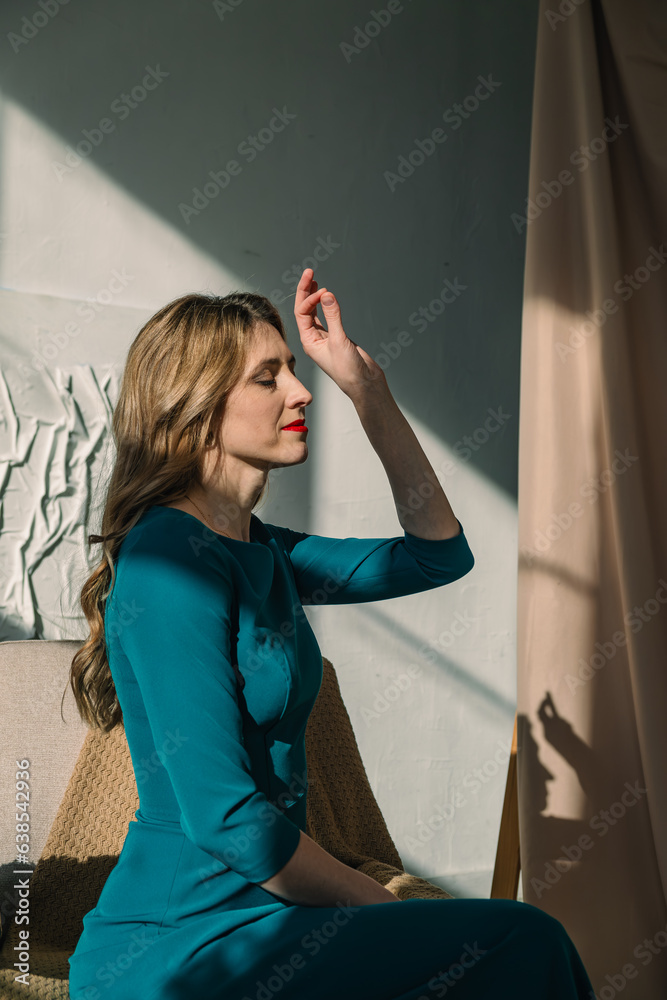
[{"xmin": 66, "ymin": 290, "xmax": 288, "ymax": 733}]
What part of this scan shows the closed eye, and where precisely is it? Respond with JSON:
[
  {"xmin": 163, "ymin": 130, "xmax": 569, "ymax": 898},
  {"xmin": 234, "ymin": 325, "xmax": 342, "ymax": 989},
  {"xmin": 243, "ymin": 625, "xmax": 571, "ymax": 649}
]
[{"xmin": 257, "ymin": 379, "xmax": 277, "ymax": 388}]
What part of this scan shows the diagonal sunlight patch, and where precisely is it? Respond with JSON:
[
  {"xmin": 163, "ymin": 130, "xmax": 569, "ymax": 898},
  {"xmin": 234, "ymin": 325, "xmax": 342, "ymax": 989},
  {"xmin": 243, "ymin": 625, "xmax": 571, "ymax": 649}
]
[{"xmin": 0, "ymin": 96, "xmax": 243, "ymax": 305}]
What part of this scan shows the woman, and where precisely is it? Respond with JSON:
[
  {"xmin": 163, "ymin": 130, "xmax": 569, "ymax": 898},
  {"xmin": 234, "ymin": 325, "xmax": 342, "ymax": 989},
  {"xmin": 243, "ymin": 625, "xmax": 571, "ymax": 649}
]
[{"xmin": 67, "ymin": 269, "xmax": 595, "ymax": 999}]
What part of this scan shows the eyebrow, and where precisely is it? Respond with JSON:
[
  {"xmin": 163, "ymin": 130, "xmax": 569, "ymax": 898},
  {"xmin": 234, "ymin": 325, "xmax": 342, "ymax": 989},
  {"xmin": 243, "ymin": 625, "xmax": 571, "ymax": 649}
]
[{"xmin": 250, "ymin": 354, "xmax": 296, "ymax": 373}]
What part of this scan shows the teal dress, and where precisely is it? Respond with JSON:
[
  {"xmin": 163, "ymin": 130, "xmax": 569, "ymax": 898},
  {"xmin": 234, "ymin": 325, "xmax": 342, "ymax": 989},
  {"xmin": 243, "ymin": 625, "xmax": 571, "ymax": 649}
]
[{"xmin": 68, "ymin": 505, "xmax": 594, "ymax": 1000}]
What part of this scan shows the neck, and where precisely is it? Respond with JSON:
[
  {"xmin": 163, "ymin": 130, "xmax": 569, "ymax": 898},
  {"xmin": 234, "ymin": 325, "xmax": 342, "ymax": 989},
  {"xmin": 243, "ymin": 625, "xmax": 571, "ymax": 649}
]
[{"xmin": 185, "ymin": 487, "xmax": 256, "ymax": 542}]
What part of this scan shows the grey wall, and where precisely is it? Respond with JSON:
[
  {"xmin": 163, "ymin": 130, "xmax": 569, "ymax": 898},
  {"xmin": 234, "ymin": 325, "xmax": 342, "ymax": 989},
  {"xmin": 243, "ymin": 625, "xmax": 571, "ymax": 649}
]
[{"xmin": 0, "ymin": 0, "xmax": 538, "ymax": 897}]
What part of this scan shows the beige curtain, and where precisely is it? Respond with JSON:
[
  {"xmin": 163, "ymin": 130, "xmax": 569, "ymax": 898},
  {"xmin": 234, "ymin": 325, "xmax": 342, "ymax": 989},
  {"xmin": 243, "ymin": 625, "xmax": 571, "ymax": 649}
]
[{"xmin": 516, "ymin": 1, "xmax": 667, "ymax": 997}]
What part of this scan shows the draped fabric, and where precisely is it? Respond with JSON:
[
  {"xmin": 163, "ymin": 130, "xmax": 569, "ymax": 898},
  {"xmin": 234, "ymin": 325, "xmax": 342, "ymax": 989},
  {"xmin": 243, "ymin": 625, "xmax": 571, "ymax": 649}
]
[{"xmin": 516, "ymin": 1, "xmax": 667, "ymax": 996}]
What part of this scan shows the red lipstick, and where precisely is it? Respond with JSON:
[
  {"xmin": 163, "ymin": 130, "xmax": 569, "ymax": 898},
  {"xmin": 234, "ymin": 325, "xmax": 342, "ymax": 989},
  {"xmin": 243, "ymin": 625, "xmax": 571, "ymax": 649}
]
[{"xmin": 282, "ymin": 418, "xmax": 307, "ymax": 431}]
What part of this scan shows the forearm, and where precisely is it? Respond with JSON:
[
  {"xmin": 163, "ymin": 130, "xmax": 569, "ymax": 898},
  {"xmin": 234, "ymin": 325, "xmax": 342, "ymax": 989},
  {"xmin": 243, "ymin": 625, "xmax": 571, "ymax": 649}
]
[
  {"xmin": 257, "ymin": 828, "xmax": 400, "ymax": 907},
  {"xmin": 350, "ymin": 384, "xmax": 461, "ymax": 540}
]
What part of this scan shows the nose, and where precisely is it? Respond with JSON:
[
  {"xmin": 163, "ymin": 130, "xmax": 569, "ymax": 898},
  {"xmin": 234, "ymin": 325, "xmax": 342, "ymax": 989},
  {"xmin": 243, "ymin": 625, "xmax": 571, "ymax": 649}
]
[{"xmin": 289, "ymin": 372, "xmax": 313, "ymax": 407}]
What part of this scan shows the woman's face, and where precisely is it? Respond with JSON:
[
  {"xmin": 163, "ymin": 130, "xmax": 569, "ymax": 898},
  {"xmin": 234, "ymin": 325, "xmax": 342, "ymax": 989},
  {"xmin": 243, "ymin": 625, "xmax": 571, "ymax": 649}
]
[{"xmin": 218, "ymin": 322, "xmax": 313, "ymax": 470}]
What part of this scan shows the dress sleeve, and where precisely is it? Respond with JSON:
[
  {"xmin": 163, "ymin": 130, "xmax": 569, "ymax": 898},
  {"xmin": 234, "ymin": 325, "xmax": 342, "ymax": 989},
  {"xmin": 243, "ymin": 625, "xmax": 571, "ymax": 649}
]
[
  {"xmin": 267, "ymin": 517, "xmax": 475, "ymax": 605},
  {"xmin": 114, "ymin": 522, "xmax": 302, "ymax": 884}
]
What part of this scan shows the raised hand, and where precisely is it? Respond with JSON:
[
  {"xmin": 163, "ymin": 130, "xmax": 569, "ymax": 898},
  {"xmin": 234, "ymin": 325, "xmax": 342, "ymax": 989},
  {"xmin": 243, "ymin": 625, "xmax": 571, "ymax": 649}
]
[{"xmin": 293, "ymin": 268, "xmax": 388, "ymax": 399}]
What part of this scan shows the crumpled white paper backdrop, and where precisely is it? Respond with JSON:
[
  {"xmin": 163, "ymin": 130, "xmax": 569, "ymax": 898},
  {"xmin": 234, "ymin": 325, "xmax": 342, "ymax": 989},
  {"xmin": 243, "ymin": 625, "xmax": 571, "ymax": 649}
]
[{"xmin": 0, "ymin": 286, "xmax": 151, "ymax": 640}]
